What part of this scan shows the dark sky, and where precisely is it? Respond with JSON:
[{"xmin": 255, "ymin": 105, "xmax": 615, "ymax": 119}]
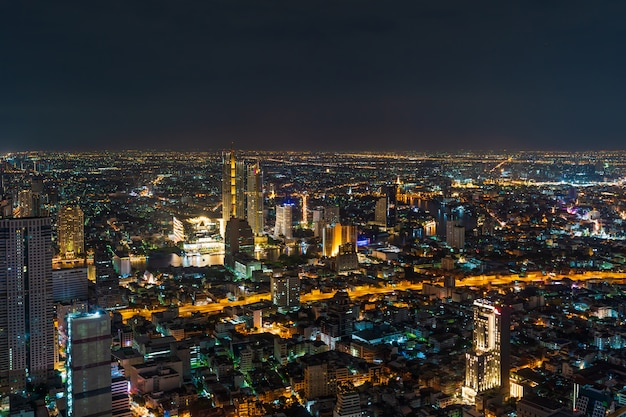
[{"xmin": 2, "ymin": 1, "xmax": 626, "ymax": 152}]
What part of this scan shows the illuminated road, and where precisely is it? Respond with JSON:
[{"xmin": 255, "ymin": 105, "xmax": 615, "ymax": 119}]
[{"xmin": 119, "ymin": 271, "xmax": 626, "ymax": 322}]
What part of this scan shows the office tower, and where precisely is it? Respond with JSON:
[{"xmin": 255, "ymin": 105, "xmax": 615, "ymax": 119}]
[
  {"xmin": 271, "ymin": 274, "xmax": 300, "ymax": 310},
  {"xmin": 374, "ymin": 197, "xmax": 387, "ymax": 226},
  {"xmin": 30, "ymin": 176, "xmax": 45, "ymax": 217},
  {"xmin": 224, "ymin": 217, "xmax": 254, "ymax": 268},
  {"xmin": 17, "ymin": 189, "xmax": 33, "ymax": 218},
  {"xmin": 0, "ymin": 218, "xmax": 54, "ymax": 393},
  {"xmin": 58, "ymin": 205, "xmax": 85, "ymax": 258},
  {"xmin": 274, "ymin": 203, "xmax": 293, "ymax": 239},
  {"xmin": 446, "ymin": 220, "xmax": 465, "ymax": 249},
  {"xmin": 246, "ymin": 161, "xmax": 264, "ymax": 235},
  {"xmin": 52, "ymin": 267, "xmax": 89, "ymax": 303},
  {"xmin": 66, "ymin": 312, "xmax": 112, "ymax": 417},
  {"xmin": 94, "ymin": 247, "xmax": 122, "ymax": 309},
  {"xmin": 322, "ymin": 224, "xmax": 358, "ymax": 257},
  {"xmin": 463, "ymin": 300, "xmax": 511, "ymax": 404},
  {"xmin": 222, "ymin": 150, "xmax": 246, "ymax": 223},
  {"xmin": 334, "ymin": 391, "xmax": 361, "ymax": 417}
]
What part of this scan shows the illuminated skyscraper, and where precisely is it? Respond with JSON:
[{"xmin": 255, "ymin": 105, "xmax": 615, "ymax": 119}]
[
  {"xmin": 246, "ymin": 161, "xmax": 264, "ymax": 235},
  {"xmin": 0, "ymin": 217, "xmax": 54, "ymax": 393},
  {"xmin": 222, "ymin": 150, "xmax": 246, "ymax": 224},
  {"xmin": 274, "ymin": 203, "xmax": 293, "ymax": 239},
  {"xmin": 58, "ymin": 205, "xmax": 85, "ymax": 258},
  {"xmin": 463, "ymin": 300, "xmax": 510, "ymax": 403},
  {"xmin": 66, "ymin": 311, "xmax": 112, "ymax": 417},
  {"xmin": 322, "ymin": 223, "xmax": 357, "ymax": 257}
]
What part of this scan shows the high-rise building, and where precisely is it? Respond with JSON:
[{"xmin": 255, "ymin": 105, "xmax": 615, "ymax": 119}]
[
  {"xmin": 374, "ymin": 197, "xmax": 387, "ymax": 227},
  {"xmin": 446, "ymin": 220, "xmax": 465, "ymax": 249},
  {"xmin": 224, "ymin": 217, "xmax": 254, "ymax": 268},
  {"xmin": 334, "ymin": 391, "xmax": 361, "ymax": 417},
  {"xmin": 463, "ymin": 300, "xmax": 511, "ymax": 404},
  {"xmin": 271, "ymin": 274, "xmax": 300, "ymax": 310},
  {"xmin": 222, "ymin": 150, "xmax": 246, "ymax": 224},
  {"xmin": 274, "ymin": 203, "xmax": 293, "ymax": 239},
  {"xmin": 52, "ymin": 267, "xmax": 89, "ymax": 303},
  {"xmin": 374, "ymin": 185, "xmax": 397, "ymax": 228},
  {"xmin": 94, "ymin": 247, "xmax": 122, "ymax": 309},
  {"xmin": 16, "ymin": 190, "xmax": 33, "ymax": 218},
  {"xmin": 66, "ymin": 311, "xmax": 112, "ymax": 417},
  {"xmin": 246, "ymin": 161, "xmax": 264, "ymax": 235},
  {"xmin": 58, "ymin": 205, "xmax": 84, "ymax": 258},
  {"xmin": 322, "ymin": 224, "xmax": 357, "ymax": 257},
  {"xmin": 0, "ymin": 217, "xmax": 54, "ymax": 393},
  {"xmin": 171, "ymin": 216, "xmax": 185, "ymax": 243}
]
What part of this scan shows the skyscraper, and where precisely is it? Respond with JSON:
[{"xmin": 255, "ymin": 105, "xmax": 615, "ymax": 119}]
[
  {"xmin": 463, "ymin": 300, "xmax": 511, "ymax": 404},
  {"xmin": 374, "ymin": 185, "xmax": 397, "ymax": 228},
  {"xmin": 16, "ymin": 190, "xmax": 33, "ymax": 218},
  {"xmin": 274, "ymin": 203, "xmax": 293, "ymax": 239},
  {"xmin": 94, "ymin": 247, "xmax": 122, "ymax": 309},
  {"xmin": 246, "ymin": 161, "xmax": 264, "ymax": 235},
  {"xmin": 66, "ymin": 311, "xmax": 112, "ymax": 417},
  {"xmin": 0, "ymin": 217, "xmax": 54, "ymax": 393},
  {"xmin": 58, "ymin": 205, "xmax": 85, "ymax": 258},
  {"xmin": 222, "ymin": 150, "xmax": 246, "ymax": 224}
]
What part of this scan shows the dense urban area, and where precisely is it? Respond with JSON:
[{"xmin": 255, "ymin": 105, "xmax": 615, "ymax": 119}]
[{"xmin": 2, "ymin": 150, "xmax": 626, "ymax": 417}]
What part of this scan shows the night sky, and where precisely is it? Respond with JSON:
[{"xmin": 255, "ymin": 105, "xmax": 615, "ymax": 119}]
[{"xmin": 2, "ymin": 1, "xmax": 626, "ymax": 152}]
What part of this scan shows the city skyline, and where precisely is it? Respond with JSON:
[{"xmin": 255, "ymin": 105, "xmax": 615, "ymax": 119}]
[{"xmin": 2, "ymin": 1, "xmax": 626, "ymax": 152}]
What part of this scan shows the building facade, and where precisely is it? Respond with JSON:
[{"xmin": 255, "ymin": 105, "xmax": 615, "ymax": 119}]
[
  {"xmin": 246, "ymin": 161, "xmax": 264, "ymax": 236},
  {"xmin": 58, "ymin": 205, "xmax": 84, "ymax": 258},
  {"xmin": 0, "ymin": 217, "xmax": 54, "ymax": 393},
  {"xmin": 222, "ymin": 150, "xmax": 246, "ymax": 223},
  {"xmin": 463, "ymin": 300, "xmax": 511, "ymax": 403},
  {"xmin": 66, "ymin": 312, "xmax": 112, "ymax": 417}
]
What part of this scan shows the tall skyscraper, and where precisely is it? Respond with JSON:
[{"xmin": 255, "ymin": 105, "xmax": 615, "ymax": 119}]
[
  {"xmin": 0, "ymin": 218, "xmax": 54, "ymax": 393},
  {"xmin": 274, "ymin": 203, "xmax": 293, "ymax": 239},
  {"xmin": 246, "ymin": 161, "xmax": 264, "ymax": 235},
  {"xmin": 16, "ymin": 190, "xmax": 33, "ymax": 218},
  {"xmin": 58, "ymin": 205, "xmax": 85, "ymax": 258},
  {"xmin": 463, "ymin": 300, "xmax": 511, "ymax": 404},
  {"xmin": 222, "ymin": 150, "xmax": 246, "ymax": 224},
  {"xmin": 66, "ymin": 311, "xmax": 112, "ymax": 417},
  {"xmin": 94, "ymin": 247, "xmax": 122, "ymax": 309}
]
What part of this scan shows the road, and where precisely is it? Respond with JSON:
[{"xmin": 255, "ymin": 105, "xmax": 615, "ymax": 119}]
[{"xmin": 119, "ymin": 270, "xmax": 626, "ymax": 322}]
